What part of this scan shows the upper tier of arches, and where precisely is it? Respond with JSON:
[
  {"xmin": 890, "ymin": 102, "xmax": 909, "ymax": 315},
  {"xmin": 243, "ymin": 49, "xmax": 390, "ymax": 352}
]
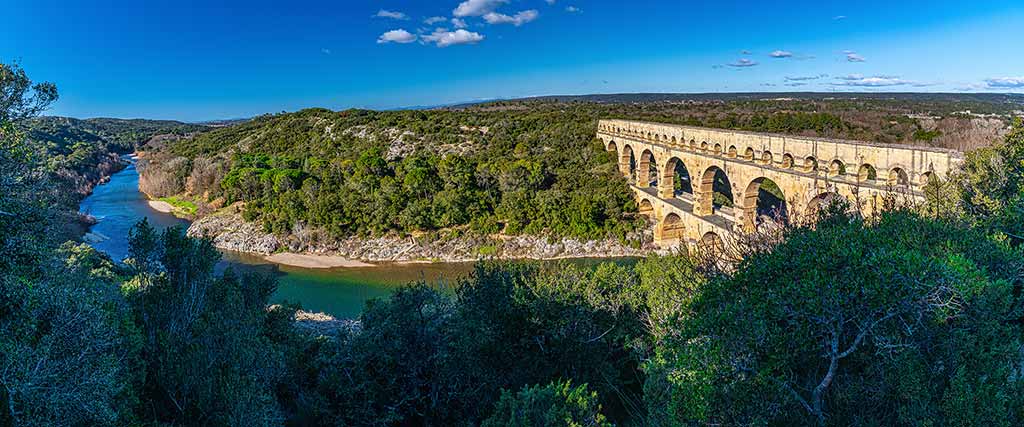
[{"xmin": 598, "ymin": 119, "xmax": 962, "ymax": 189}]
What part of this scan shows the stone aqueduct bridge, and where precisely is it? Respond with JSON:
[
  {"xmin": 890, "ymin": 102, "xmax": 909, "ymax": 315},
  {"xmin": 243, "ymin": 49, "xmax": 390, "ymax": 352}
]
[{"xmin": 596, "ymin": 119, "xmax": 964, "ymax": 249}]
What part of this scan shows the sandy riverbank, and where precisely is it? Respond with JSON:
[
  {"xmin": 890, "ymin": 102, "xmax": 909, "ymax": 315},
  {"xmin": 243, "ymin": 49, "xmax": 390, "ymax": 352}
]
[
  {"xmin": 147, "ymin": 200, "xmax": 174, "ymax": 213},
  {"xmin": 264, "ymin": 253, "xmax": 376, "ymax": 269}
]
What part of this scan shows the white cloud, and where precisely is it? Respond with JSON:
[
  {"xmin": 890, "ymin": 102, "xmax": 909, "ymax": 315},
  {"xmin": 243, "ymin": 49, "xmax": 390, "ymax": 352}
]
[
  {"xmin": 454, "ymin": 0, "xmax": 508, "ymax": 17},
  {"xmin": 785, "ymin": 74, "xmax": 827, "ymax": 81},
  {"xmin": 727, "ymin": 58, "xmax": 758, "ymax": 67},
  {"xmin": 565, "ymin": 5, "xmax": 580, "ymax": 13},
  {"xmin": 424, "ymin": 16, "xmax": 447, "ymax": 25},
  {"xmin": 833, "ymin": 15, "xmax": 847, "ymax": 20},
  {"xmin": 845, "ymin": 51, "xmax": 866, "ymax": 62},
  {"xmin": 421, "ymin": 28, "xmax": 485, "ymax": 47},
  {"xmin": 985, "ymin": 77, "xmax": 1024, "ymax": 88},
  {"xmin": 374, "ymin": 9, "xmax": 408, "ymax": 20},
  {"xmin": 483, "ymin": 9, "xmax": 538, "ymax": 26},
  {"xmin": 832, "ymin": 75, "xmax": 912, "ymax": 87},
  {"xmin": 770, "ymin": 50, "xmax": 793, "ymax": 58},
  {"xmin": 377, "ymin": 29, "xmax": 417, "ymax": 44},
  {"xmin": 451, "ymin": 18, "xmax": 468, "ymax": 28}
]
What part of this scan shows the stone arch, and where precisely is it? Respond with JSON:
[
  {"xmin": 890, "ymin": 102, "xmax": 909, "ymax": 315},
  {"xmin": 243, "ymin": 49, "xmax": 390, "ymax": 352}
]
[
  {"xmin": 638, "ymin": 198, "xmax": 655, "ymax": 217},
  {"xmin": 760, "ymin": 151, "xmax": 773, "ymax": 166},
  {"xmin": 743, "ymin": 147, "xmax": 756, "ymax": 161},
  {"xmin": 671, "ymin": 135, "xmax": 677, "ymax": 144},
  {"xmin": 621, "ymin": 144, "xmax": 636, "ymax": 181},
  {"xmin": 858, "ymin": 163, "xmax": 877, "ymax": 182},
  {"xmin": 660, "ymin": 156, "xmax": 694, "ymax": 198},
  {"xmin": 807, "ymin": 191, "xmax": 843, "ymax": 217},
  {"xmin": 638, "ymin": 149, "xmax": 659, "ymax": 188},
  {"xmin": 606, "ymin": 140, "xmax": 617, "ymax": 152},
  {"xmin": 689, "ymin": 139, "xmax": 697, "ymax": 151},
  {"xmin": 804, "ymin": 156, "xmax": 818, "ymax": 173},
  {"xmin": 888, "ymin": 167, "xmax": 910, "ymax": 187},
  {"xmin": 696, "ymin": 165, "xmax": 734, "ymax": 215},
  {"xmin": 828, "ymin": 159, "xmax": 846, "ymax": 177},
  {"xmin": 699, "ymin": 231, "xmax": 724, "ymax": 254},
  {"xmin": 781, "ymin": 153, "xmax": 795, "ymax": 168},
  {"xmin": 657, "ymin": 213, "xmax": 686, "ymax": 247},
  {"xmin": 920, "ymin": 171, "xmax": 936, "ymax": 186},
  {"xmin": 700, "ymin": 141, "xmax": 709, "ymax": 152},
  {"xmin": 741, "ymin": 177, "xmax": 788, "ymax": 232},
  {"xmin": 727, "ymin": 145, "xmax": 738, "ymax": 158},
  {"xmin": 713, "ymin": 143, "xmax": 723, "ymax": 155}
]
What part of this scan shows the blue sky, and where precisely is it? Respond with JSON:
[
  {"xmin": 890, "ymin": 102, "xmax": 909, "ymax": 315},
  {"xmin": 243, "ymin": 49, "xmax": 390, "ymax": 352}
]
[{"xmin": 3, "ymin": 0, "xmax": 1023, "ymax": 121}]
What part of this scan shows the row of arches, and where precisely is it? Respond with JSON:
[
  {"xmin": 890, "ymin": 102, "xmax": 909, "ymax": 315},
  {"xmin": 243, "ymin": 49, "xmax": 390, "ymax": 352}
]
[
  {"xmin": 615, "ymin": 142, "xmax": 789, "ymax": 232},
  {"xmin": 602, "ymin": 130, "xmax": 933, "ymax": 188},
  {"xmin": 638, "ymin": 202, "xmax": 726, "ymax": 251}
]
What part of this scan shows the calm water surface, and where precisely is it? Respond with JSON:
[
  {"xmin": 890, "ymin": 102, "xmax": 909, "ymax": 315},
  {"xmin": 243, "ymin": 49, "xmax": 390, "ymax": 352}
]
[{"xmin": 80, "ymin": 157, "xmax": 632, "ymax": 318}]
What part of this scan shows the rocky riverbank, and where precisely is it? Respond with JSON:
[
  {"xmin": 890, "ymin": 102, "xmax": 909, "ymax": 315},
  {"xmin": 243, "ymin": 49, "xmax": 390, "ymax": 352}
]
[{"xmin": 186, "ymin": 204, "xmax": 657, "ymax": 265}]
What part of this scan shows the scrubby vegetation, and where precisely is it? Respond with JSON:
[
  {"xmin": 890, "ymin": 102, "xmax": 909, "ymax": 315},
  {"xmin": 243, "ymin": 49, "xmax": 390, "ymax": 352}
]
[
  {"xmin": 4, "ymin": 63, "xmax": 1024, "ymax": 426},
  {"xmin": 141, "ymin": 94, "xmax": 1018, "ymax": 246},
  {"xmin": 142, "ymin": 107, "xmax": 643, "ymax": 240}
]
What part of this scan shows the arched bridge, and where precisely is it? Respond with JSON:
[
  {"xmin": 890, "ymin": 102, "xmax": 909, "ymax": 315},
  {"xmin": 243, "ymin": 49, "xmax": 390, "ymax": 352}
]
[{"xmin": 597, "ymin": 119, "xmax": 964, "ymax": 249}]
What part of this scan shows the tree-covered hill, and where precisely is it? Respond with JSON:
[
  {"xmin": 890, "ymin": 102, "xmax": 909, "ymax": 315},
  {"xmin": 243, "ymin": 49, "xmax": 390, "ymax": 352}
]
[
  {"xmin": 5, "ymin": 62, "xmax": 1024, "ymax": 427},
  {"xmin": 25, "ymin": 115, "xmax": 209, "ymax": 154},
  {"xmin": 142, "ymin": 106, "xmax": 642, "ymax": 240}
]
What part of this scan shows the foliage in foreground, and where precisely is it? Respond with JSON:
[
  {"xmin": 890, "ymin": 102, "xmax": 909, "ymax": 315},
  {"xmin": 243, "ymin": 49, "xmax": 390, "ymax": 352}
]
[
  {"xmin": 4, "ymin": 61, "xmax": 1024, "ymax": 426},
  {"xmin": 647, "ymin": 209, "xmax": 1024, "ymax": 426},
  {"xmin": 482, "ymin": 381, "xmax": 612, "ymax": 427}
]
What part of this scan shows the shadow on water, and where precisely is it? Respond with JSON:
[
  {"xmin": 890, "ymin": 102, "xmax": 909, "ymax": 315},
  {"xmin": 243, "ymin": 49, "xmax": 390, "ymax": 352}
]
[{"xmin": 81, "ymin": 156, "xmax": 639, "ymax": 319}]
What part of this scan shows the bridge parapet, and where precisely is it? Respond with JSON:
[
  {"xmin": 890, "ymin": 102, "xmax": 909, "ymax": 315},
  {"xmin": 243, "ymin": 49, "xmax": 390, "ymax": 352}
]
[
  {"xmin": 598, "ymin": 119, "xmax": 964, "ymax": 249},
  {"xmin": 598, "ymin": 119, "xmax": 962, "ymax": 186}
]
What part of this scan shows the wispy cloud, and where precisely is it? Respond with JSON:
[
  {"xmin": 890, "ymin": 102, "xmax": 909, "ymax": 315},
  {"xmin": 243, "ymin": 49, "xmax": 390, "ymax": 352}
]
[
  {"xmin": 377, "ymin": 29, "xmax": 417, "ymax": 44},
  {"xmin": 785, "ymin": 74, "xmax": 828, "ymax": 81},
  {"xmin": 985, "ymin": 77, "xmax": 1024, "ymax": 89},
  {"xmin": 454, "ymin": 0, "xmax": 508, "ymax": 17},
  {"xmin": 424, "ymin": 16, "xmax": 447, "ymax": 25},
  {"xmin": 320, "ymin": 48, "xmax": 331, "ymax": 55},
  {"xmin": 833, "ymin": 15, "xmax": 847, "ymax": 20},
  {"xmin": 483, "ymin": 10, "xmax": 539, "ymax": 26},
  {"xmin": 769, "ymin": 50, "xmax": 793, "ymax": 58},
  {"xmin": 844, "ymin": 51, "xmax": 866, "ymax": 62},
  {"xmin": 421, "ymin": 28, "xmax": 485, "ymax": 47},
  {"xmin": 565, "ymin": 5, "xmax": 580, "ymax": 13},
  {"xmin": 451, "ymin": 18, "xmax": 468, "ymax": 28},
  {"xmin": 832, "ymin": 74, "xmax": 911, "ymax": 86},
  {"xmin": 374, "ymin": 10, "xmax": 408, "ymax": 20},
  {"xmin": 727, "ymin": 58, "xmax": 758, "ymax": 67}
]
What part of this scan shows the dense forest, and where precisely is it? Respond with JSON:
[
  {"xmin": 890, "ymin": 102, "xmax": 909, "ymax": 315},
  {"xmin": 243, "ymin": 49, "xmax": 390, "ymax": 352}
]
[
  {"xmin": 141, "ymin": 94, "xmax": 1019, "ymax": 247},
  {"xmin": 4, "ymin": 62, "xmax": 1024, "ymax": 426}
]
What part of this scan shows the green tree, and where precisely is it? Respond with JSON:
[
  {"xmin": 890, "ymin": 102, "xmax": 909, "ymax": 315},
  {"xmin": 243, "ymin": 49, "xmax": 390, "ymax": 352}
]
[
  {"xmin": 650, "ymin": 210, "xmax": 1023, "ymax": 426},
  {"xmin": 483, "ymin": 381, "xmax": 613, "ymax": 427}
]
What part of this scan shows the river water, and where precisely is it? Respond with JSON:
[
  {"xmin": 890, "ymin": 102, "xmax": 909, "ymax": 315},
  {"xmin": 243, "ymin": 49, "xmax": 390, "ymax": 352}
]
[{"xmin": 79, "ymin": 157, "xmax": 631, "ymax": 318}]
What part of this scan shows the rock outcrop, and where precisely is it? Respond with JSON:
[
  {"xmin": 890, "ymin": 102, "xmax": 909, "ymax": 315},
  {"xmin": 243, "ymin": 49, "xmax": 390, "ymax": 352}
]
[{"xmin": 187, "ymin": 205, "xmax": 656, "ymax": 263}]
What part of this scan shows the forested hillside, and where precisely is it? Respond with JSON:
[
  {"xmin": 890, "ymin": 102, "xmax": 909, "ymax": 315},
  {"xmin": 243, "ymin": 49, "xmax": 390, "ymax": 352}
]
[
  {"xmin": 142, "ymin": 95, "xmax": 1017, "ymax": 247},
  {"xmin": 142, "ymin": 107, "xmax": 642, "ymax": 240},
  {"xmin": 4, "ymin": 62, "xmax": 1024, "ymax": 426}
]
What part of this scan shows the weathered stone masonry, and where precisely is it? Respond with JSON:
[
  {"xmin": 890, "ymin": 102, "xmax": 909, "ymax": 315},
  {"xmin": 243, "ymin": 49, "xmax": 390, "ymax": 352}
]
[{"xmin": 597, "ymin": 119, "xmax": 964, "ymax": 248}]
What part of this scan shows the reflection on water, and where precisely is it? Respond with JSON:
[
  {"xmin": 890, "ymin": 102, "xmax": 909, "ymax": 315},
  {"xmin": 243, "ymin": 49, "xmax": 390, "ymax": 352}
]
[
  {"xmin": 221, "ymin": 250, "xmax": 475, "ymax": 318},
  {"xmin": 80, "ymin": 156, "xmax": 637, "ymax": 319}
]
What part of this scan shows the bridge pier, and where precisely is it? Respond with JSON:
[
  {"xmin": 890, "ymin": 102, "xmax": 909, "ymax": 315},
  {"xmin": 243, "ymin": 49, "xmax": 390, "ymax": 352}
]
[{"xmin": 600, "ymin": 119, "xmax": 963, "ymax": 250}]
